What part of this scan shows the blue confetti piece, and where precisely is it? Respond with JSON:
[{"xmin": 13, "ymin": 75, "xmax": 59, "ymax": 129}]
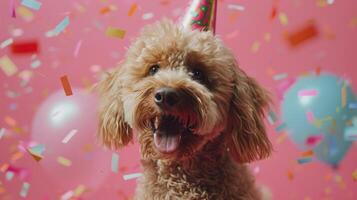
[
  {"xmin": 28, "ymin": 144, "xmax": 45, "ymax": 155},
  {"xmin": 19, "ymin": 182, "xmax": 30, "ymax": 197},
  {"xmin": 275, "ymin": 123, "xmax": 287, "ymax": 133},
  {"xmin": 21, "ymin": 0, "xmax": 42, "ymax": 10},
  {"xmin": 349, "ymin": 102, "xmax": 357, "ymax": 109},
  {"xmin": 297, "ymin": 157, "xmax": 313, "ymax": 164},
  {"xmin": 267, "ymin": 110, "xmax": 278, "ymax": 125},
  {"xmin": 6, "ymin": 171, "xmax": 14, "ymax": 181},
  {"xmin": 54, "ymin": 16, "xmax": 70, "ymax": 36},
  {"xmin": 111, "ymin": 153, "xmax": 119, "ymax": 173},
  {"xmin": 344, "ymin": 126, "xmax": 357, "ymax": 141}
]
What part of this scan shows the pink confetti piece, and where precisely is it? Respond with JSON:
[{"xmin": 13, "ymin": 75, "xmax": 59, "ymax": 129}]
[
  {"xmin": 306, "ymin": 111, "xmax": 315, "ymax": 123},
  {"xmin": 298, "ymin": 89, "xmax": 318, "ymax": 97},
  {"xmin": 305, "ymin": 134, "xmax": 324, "ymax": 146},
  {"xmin": 74, "ymin": 40, "xmax": 82, "ymax": 57},
  {"xmin": 62, "ymin": 129, "xmax": 77, "ymax": 144}
]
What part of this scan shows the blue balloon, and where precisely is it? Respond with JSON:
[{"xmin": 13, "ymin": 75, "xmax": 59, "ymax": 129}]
[{"xmin": 281, "ymin": 73, "xmax": 357, "ymax": 166}]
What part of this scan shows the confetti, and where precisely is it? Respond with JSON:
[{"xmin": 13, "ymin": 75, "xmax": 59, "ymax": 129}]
[
  {"xmin": 11, "ymin": 151, "xmax": 24, "ymax": 162},
  {"xmin": 227, "ymin": 4, "xmax": 245, "ymax": 11},
  {"xmin": 270, "ymin": 6, "xmax": 277, "ymax": 20},
  {"xmin": 61, "ymin": 190, "xmax": 74, "ymax": 200},
  {"xmin": 276, "ymin": 133, "xmax": 288, "ymax": 144},
  {"xmin": 112, "ymin": 153, "xmax": 119, "ymax": 173},
  {"xmin": 27, "ymin": 144, "xmax": 45, "ymax": 161},
  {"xmin": 341, "ymin": 83, "xmax": 347, "ymax": 108},
  {"xmin": 74, "ymin": 40, "xmax": 82, "ymax": 57},
  {"xmin": 128, "ymin": 3, "xmax": 138, "ymax": 16},
  {"xmin": 57, "ymin": 156, "xmax": 72, "ymax": 167},
  {"xmin": 6, "ymin": 171, "xmax": 15, "ymax": 181},
  {"xmin": 273, "ymin": 73, "xmax": 288, "ymax": 81},
  {"xmin": 278, "ymin": 12, "xmax": 288, "ymax": 26},
  {"xmin": 301, "ymin": 150, "xmax": 314, "ymax": 157},
  {"xmin": 306, "ymin": 111, "xmax": 315, "ymax": 123},
  {"xmin": 287, "ymin": 23, "xmax": 318, "ymax": 47},
  {"xmin": 349, "ymin": 102, "xmax": 357, "ymax": 109},
  {"xmin": 142, "ymin": 12, "xmax": 154, "ymax": 20},
  {"xmin": 123, "ymin": 173, "xmax": 142, "ymax": 180},
  {"xmin": 297, "ymin": 157, "xmax": 313, "ymax": 164},
  {"xmin": 1, "ymin": 38, "xmax": 14, "ymax": 49},
  {"xmin": 21, "ymin": 0, "xmax": 42, "ymax": 10},
  {"xmin": 17, "ymin": 6, "xmax": 34, "ymax": 21},
  {"xmin": 267, "ymin": 110, "xmax": 278, "ymax": 125},
  {"xmin": 251, "ymin": 41, "xmax": 260, "ymax": 53},
  {"xmin": 62, "ymin": 129, "xmax": 77, "ymax": 144},
  {"xmin": 4, "ymin": 116, "xmax": 17, "ymax": 127},
  {"xmin": 19, "ymin": 182, "xmax": 30, "ymax": 197},
  {"xmin": 344, "ymin": 126, "xmax": 357, "ymax": 141},
  {"xmin": 31, "ymin": 59, "xmax": 41, "ymax": 68},
  {"xmin": 73, "ymin": 185, "xmax": 86, "ymax": 197},
  {"xmin": 0, "ymin": 128, "xmax": 5, "ymax": 139},
  {"xmin": 106, "ymin": 27, "xmax": 126, "ymax": 39},
  {"xmin": 352, "ymin": 169, "xmax": 357, "ymax": 181},
  {"xmin": 10, "ymin": 0, "xmax": 16, "ymax": 17},
  {"xmin": 11, "ymin": 40, "xmax": 39, "ymax": 54},
  {"xmin": 60, "ymin": 75, "xmax": 73, "ymax": 96},
  {"xmin": 0, "ymin": 56, "xmax": 18, "ymax": 76},
  {"xmin": 298, "ymin": 89, "xmax": 318, "ymax": 97},
  {"xmin": 99, "ymin": 5, "xmax": 116, "ymax": 15},
  {"xmin": 275, "ymin": 123, "xmax": 287, "ymax": 133},
  {"xmin": 305, "ymin": 134, "xmax": 324, "ymax": 146},
  {"xmin": 53, "ymin": 16, "xmax": 70, "ymax": 36}
]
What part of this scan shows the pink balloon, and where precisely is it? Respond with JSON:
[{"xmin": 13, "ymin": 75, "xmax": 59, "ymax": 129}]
[{"xmin": 31, "ymin": 89, "xmax": 111, "ymax": 191}]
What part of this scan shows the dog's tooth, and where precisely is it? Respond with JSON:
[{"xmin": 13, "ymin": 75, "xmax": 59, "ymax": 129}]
[{"xmin": 155, "ymin": 117, "xmax": 159, "ymax": 129}]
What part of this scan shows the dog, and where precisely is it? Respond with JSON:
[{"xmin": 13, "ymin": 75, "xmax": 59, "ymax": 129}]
[{"xmin": 97, "ymin": 19, "xmax": 272, "ymax": 200}]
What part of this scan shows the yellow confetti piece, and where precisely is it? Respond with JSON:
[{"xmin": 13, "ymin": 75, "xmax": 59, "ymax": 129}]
[
  {"xmin": 352, "ymin": 169, "xmax": 357, "ymax": 181},
  {"xmin": 341, "ymin": 83, "xmax": 347, "ymax": 108},
  {"xmin": 279, "ymin": 12, "xmax": 288, "ymax": 26},
  {"xmin": 74, "ymin": 185, "xmax": 86, "ymax": 197},
  {"xmin": 251, "ymin": 41, "xmax": 260, "ymax": 53},
  {"xmin": 17, "ymin": 6, "xmax": 34, "ymax": 22},
  {"xmin": 0, "ymin": 56, "xmax": 18, "ymax": 76},
  {"xmin": 128, "ymin": 3, "xmax": 138, "ymax": 16},
  {"xmin": 276, "ymin": 132, "xmax": 288, "ymax": 144},
  {"xmin": 349, "ymin": 17, "xmax": 357, "ymax": 28},
  {"xmin": 106, "ymin": 27, "xmax": 126, "ymax": 39},
  {"xmin": 57, "ymin": 156, "xmax": 72, "ymax": 167}
]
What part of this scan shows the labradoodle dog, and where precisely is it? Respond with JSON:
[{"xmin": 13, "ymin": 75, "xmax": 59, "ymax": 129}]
[{"xmin": 98, "ymin": 19, "xmax": 272, "ymax": 200}]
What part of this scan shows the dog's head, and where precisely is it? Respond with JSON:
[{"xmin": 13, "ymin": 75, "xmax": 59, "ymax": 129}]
[{"xmin": 98, "ymin": 20, "xmax": 272, "ymax": 163}]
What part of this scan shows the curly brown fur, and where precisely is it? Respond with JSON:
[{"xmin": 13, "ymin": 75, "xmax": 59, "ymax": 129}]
[{"xmin": 97, "ymin": 19, "xmax": 272, "ymax": 200}]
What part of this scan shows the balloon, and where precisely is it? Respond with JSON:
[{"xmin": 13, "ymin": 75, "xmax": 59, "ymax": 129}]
[
  {"xmin": 31, "ymin": 89, "xmax": 111, "ymax": 190},
  {"xmin": 281, "ymin": 74, "xmax": 357, "ymax": 166}
]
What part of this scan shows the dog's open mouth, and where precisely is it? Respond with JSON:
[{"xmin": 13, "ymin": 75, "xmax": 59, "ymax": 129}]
[{"xmin": 150, "ymin": 114, "xmax": 195, "ymax": 154}]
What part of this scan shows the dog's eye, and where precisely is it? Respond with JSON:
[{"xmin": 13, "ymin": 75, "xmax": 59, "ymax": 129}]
[
  {"xmin": 148, "ymin": 65, "xmax": 160, "ymax": 76},
  {"xmin": 190, "ymin": 69, "xmax": 205, "ymax": 82}
]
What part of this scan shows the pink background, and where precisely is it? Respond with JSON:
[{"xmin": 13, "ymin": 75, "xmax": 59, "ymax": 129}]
[{"xmin": 1, "ymin": 0, "xmax": 357, "ymax": 199}]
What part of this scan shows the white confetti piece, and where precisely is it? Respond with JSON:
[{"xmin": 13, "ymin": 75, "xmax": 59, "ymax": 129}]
[
  {"xmin": 62, "ymin": 129, "xmax": 77, "ymax": 144},
  {"xmin": 123, "ymin": 172, "xmax": 142, "ymax": 180},
  {"xmin": 30, "ymin": 59, "xmax": 41, "ymax": 68},
  {"xmin": 19, "ymin": 182, "xmax": 30, "ymax": 197},
  {"xmin": 227, "ymin": 4, "xmax": 245, "ymax": 11},
  {"xmin": 0, "ymin": 38, "xmax": 13, "ymax": 49},
  {"xmin": 111, "ymin": 153, "xmax": 119, "ymax": 173},
  {"xmin": 142, "ymin": 12, "xmax": 154, "ymax": 20}
]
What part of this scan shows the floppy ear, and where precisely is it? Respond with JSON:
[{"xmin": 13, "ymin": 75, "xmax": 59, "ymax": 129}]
[
  {"xmin": 97, "ymin": 69, "xmax": 133, "ymax": 150},
  {"xmin": 226, "ymin": 68, "xmax": 273, "ymax": 163}
]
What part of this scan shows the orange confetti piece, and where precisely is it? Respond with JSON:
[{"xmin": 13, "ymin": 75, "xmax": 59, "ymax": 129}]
[
  {"xmin": 287, "ymin": 170, "xmax": 294, "ymax": 180},
  {"xmin": 315, "ymin": 66, "xmax": 321, "ymax": 75},
  {"xmin": 4, "ymin": 116, "xmax": 16, "ymax": 127},
  {"xmin": 0, "ymin": 163, "xmax": 10, "ymax": 172},
  {"xmin": 301, "ymin": 150, "xmax": 314, "ymax": 157},
  {"xmin": 287, "ymin": 22, "xmax": 318, "ymax": 47},
  {"xmin": 352, "ymin": 169, "xmax": 357, "ymax": 181},
  {"xmin": 270, "ymin": 6, "xmax": 277, "ymax": 20},
  {"xmin": 11, "ymin": 151, "xmax": 24, "ymax": 162},
  {"xmin": 128, "ymin": 3, "xmax": 137, "ymax": 16},
  {"xmin": 60, "ymin": 75, "xmax": 73, "ymax": 96},
  {"xmin": 100, "ymin": 6, "xmax": 111, "ymax": 14}
]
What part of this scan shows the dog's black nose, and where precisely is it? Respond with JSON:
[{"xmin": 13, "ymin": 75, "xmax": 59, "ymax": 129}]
[{"xmin": 154, "ymin": 87, "xmax": 179, "ymax": 108}]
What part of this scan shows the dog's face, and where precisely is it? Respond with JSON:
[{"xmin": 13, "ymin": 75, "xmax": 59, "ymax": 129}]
[{"xmin": 98, "ymin": 20, "xmax": 272, "ymax": 162}]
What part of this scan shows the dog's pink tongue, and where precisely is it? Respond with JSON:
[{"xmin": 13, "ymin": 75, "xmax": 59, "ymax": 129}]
[{"xmin": 154, "ymin": 133, "xmax": 180, "ymax": 153}]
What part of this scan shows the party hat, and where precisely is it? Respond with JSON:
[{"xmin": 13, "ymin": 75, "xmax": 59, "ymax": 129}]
[{"xmin": 181, "ymin": 0, "xmax": 217, "ymax": 34}]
